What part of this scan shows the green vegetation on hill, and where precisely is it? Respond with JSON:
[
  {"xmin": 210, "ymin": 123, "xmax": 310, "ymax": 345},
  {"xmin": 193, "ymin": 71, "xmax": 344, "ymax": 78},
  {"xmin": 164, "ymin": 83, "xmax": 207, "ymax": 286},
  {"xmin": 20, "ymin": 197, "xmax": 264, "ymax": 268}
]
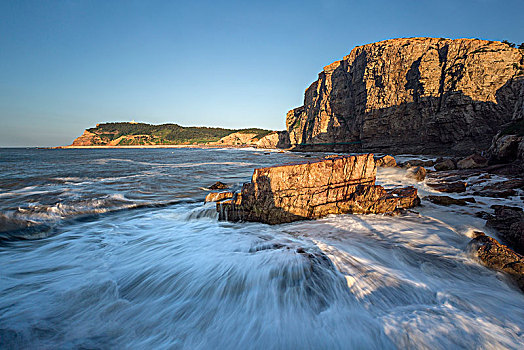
[{"xmin": 86, "ymin": 122, "xmax": 272, "ymax": 145}]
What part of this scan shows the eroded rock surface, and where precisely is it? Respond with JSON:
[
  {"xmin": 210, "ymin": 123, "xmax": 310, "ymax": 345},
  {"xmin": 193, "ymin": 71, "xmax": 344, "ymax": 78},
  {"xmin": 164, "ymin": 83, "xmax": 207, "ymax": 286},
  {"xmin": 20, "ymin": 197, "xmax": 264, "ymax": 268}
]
[
  {"xmin": 286, "ymin": 38, "xmax": 524, "ymax": 155},
  {"xmin": 217, "ymin": 154, "xmax": 419, "ymax": 224}
]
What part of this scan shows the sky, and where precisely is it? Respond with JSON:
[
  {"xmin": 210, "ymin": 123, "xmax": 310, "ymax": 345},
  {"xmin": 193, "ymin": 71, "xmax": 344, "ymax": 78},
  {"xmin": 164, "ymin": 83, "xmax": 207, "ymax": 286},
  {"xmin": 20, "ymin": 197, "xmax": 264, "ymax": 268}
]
[{"xmin": 0, "ymin": 0, "xmax": 523, "ymax": 147}]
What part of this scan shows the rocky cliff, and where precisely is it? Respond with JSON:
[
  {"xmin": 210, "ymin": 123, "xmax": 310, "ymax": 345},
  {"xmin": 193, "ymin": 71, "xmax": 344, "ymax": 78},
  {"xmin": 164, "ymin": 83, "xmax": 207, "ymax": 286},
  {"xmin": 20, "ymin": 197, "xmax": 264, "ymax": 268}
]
[{"xmin": 287, "ymin": 38, "xmax": 524, "ymax": 155}]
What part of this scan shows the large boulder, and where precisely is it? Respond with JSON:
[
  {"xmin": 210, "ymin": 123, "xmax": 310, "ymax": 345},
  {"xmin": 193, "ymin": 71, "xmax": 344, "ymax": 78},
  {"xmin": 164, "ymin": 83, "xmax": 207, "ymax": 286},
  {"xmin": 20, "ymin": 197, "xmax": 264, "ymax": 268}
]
[
  {"xmin": 468, "ymin": 232, "xmax": 524, "ymax": 292},
  {"xmin": 217, "ymin": 154, "xmax": 419, "ymax": 224},
  {"xmin": 434, "ymin": 159, "xmax": 456, "ymax": 171},
  {"xmin": 457, "ymin": 154, "xmax": 488, "ymax": 169}
]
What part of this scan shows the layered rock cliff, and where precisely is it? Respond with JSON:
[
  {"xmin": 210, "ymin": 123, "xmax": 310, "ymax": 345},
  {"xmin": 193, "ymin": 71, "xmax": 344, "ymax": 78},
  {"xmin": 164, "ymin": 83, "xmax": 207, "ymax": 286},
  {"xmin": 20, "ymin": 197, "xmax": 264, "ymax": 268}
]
[{"xmin": 287, "ymin": 38, "xmax": 524, "ymax": 155}]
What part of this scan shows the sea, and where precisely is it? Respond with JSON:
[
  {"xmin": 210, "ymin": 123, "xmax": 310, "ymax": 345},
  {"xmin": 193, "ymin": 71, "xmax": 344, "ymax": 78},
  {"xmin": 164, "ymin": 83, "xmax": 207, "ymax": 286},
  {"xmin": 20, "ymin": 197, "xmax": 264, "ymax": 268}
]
[{"xmin": 1, "ymin": 147, "xmax": 523, "ymax": 349}]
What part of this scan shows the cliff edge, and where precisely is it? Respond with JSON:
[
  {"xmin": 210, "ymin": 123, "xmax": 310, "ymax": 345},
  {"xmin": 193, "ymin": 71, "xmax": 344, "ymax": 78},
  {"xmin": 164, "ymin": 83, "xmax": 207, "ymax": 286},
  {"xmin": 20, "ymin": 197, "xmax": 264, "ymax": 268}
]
[{"xmin": 287, "ymin": 37, "xmax": 524, "ymax": 155}]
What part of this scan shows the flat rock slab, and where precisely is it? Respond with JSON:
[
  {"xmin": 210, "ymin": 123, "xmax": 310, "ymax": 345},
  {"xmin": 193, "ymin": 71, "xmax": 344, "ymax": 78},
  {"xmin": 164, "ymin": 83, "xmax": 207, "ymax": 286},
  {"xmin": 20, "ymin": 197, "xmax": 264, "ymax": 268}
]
[
  {"xmin": 427, "ymin": 181, "xmax": 467, "ymax": 193},
  {"xmin": 217, "ymin": 154, "xmax": 419, "ymax": 224},
  {"xmin": 425, "ymin": 195, "xmax": 475, "ymax": 206}
]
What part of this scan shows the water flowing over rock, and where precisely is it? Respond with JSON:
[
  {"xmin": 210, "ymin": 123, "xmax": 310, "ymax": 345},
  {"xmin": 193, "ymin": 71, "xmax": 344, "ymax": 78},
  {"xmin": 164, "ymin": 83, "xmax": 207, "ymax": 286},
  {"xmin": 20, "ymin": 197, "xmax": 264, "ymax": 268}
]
[
  {"xmin": 286, "ymin": 38, "xmax": 524, "ymax": 155},
  {"xmin": 217, "ymin": 154, "xmax": 419, "ymax": 224},
  {"xmin": 468, "ymin": 232, "xmax": 524, "ymax": 292}
]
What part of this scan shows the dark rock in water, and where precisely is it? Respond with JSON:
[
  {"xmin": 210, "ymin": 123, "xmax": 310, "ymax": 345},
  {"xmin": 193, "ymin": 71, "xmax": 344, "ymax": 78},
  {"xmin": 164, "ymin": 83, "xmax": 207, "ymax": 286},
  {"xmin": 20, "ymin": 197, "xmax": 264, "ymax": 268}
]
[
  {"xmin": 487, "ymin": 206, "xmax": 524, "ymax": 255},
  {"xmin": 427, "ymin": 181, "xmax": 467, "ymax": 193},
  {"xmin": 434, "ymin": 159, "xmax": 457, "ymax": 171},
  {"xmin": 457, "ymin": 154, "xmax": 488, "ymax": 169},
  {"xmin": 468, "ymin": 232, "xmax": 524, "ymax": 292},
  {"xmin": 205, "ymin": 191, "xmax": 234, "ymax": 203},
  {"xmin": 474, "ymin": 179, "xmax": 524, "ymax": 198},
  {"xmin": 375, "ymin": 155, "xmax": 397, "ymax": 167},
  {"xmin": 406, "ymin": 166, "xmax": 427, "ymax": 181},
  {"xmin": 217, "ymin": 154, "xmax": 419, "ymax": 224},
  {"xmin": 425, "ymin": 195, "xmax": 475, "ymax": 206},
  {"xmin": 475, "ymin": 211, "xmax": 491, "ymax": 219},
  {"xmin": 209, "ymin": 181, "xmax": 229, "ymax": 190},
  {"xmin": 400, "ymin": 159, "xmax": 435, "ymax": 168}
]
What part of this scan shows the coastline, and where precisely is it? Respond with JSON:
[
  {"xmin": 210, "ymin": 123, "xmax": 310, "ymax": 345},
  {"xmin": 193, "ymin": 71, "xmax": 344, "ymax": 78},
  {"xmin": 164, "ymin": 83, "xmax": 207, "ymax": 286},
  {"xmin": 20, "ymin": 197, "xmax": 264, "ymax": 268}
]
[{"xmin": 55, "ymin": 144, "xmax": 283, "ymax": 150}]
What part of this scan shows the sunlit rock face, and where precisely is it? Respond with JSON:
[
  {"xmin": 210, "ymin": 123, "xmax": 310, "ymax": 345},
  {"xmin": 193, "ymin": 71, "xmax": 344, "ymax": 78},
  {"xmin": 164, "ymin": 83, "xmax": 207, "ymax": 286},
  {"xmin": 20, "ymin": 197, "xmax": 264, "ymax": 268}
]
[
  {"xmin": 217, "ymin": 154, "xmax": 419, "ymax": 224},
  {"xmin": 286, "ymin": 38, "xmax": 524, "ymax": 155}
]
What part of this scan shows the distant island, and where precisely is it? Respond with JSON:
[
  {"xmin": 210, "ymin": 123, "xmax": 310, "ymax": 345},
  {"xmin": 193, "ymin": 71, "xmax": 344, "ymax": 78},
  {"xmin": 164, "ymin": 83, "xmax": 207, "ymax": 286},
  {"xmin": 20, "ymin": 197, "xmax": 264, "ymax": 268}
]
[{"xmin": 68, "ymin": 122, "xmax": 290, "ymax": 148}]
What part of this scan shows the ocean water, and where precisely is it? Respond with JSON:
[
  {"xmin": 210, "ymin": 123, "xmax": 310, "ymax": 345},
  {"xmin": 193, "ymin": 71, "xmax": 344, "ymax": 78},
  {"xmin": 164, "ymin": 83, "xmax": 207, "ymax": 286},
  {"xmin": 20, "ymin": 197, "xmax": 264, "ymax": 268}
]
[{"xmin": 0, "ymin": 148, "xmax": 523, "ymax": 349}]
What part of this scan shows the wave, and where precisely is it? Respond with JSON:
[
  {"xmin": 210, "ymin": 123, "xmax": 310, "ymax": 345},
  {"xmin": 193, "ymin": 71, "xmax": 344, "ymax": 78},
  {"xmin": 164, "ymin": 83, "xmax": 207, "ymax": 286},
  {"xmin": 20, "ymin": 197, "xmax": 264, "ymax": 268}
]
[{"xmin": 0, "ymin": 195, "xmax": 201, "ymax": 241}]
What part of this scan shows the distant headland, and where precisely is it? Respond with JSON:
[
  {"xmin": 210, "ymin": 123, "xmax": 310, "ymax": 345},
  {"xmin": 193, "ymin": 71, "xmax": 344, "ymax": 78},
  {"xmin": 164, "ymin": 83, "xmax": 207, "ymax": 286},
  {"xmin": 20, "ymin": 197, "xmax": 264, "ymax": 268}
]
[{"xmin": 66, "ymin": 122, "xmax": 290, "ymax": 149}]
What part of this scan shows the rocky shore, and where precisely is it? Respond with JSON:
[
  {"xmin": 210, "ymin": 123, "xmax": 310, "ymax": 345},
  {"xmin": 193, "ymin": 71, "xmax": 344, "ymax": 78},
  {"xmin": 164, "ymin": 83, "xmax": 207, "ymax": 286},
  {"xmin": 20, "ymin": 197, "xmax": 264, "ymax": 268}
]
[{"xmin": 204, "ymin": 142, "xmax": 523, "ymax": 291}]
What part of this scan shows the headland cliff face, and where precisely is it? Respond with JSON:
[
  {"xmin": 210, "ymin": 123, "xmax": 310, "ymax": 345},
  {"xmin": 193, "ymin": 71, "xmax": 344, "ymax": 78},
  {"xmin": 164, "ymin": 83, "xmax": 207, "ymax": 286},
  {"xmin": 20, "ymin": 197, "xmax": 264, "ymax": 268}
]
[{"xmin": 287, "ymin": 38, "xmax": 524, "ymax": 155}]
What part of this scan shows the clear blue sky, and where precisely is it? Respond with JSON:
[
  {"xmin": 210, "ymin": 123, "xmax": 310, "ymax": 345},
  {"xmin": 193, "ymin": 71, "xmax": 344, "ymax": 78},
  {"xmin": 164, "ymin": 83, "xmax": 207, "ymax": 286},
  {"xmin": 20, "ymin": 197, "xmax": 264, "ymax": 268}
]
[{"xmin": 1, "ymin": 0, "xmax": 522, "ymax": 146}]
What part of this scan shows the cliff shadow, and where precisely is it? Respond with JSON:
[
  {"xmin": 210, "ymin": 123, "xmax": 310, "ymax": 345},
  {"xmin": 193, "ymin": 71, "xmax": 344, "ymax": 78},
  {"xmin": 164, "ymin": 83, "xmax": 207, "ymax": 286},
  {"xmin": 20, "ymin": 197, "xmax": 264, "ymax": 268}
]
[{"xmin": 292, "ymin": 56, "xmax": 523, "ymax": 155}]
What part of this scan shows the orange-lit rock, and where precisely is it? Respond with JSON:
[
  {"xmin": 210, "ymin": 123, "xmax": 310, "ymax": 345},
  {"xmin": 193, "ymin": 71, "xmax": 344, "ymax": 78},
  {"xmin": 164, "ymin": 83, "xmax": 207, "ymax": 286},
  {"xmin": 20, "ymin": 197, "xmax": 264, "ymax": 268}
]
[{"xmin": 217, "ymin": 154, "xmax": 419, "ymax": 224}]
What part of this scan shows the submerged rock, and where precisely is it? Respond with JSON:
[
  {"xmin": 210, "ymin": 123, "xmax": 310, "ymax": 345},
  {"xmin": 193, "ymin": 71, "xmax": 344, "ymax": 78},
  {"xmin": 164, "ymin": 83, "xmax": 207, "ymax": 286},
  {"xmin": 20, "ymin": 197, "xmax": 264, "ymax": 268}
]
[
  {"xmin": 486, "ymin": 206, "xmax": 524, "ymax": 255},
  {"xmin": 217, "ymin": 154, "xmax": 419, "ymax": 224},
  {"xmin": 468, "ymin": 232, "xmax": 524, "ymax": 292}
]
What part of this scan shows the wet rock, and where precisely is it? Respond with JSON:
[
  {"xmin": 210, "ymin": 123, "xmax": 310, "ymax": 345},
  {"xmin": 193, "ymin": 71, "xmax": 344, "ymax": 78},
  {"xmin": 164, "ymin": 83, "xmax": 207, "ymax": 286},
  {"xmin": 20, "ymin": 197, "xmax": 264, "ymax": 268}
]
[
  {"xmin": 376, "ymin": 155, "xmax": 397, "ymax": 167},
  {"xmin": 425, "ymin": 195, "xmax": 476, "ymax": 206},
  {"xmin": 475, "ymin": 211, "xmax": 491, "ymax": 219},
  {"xmin": 486, "ymin": 206, "xmax": 524, "ymax": 254},
  {"xmin": 434, "ymin": 159, "xmax": 457, "ymax": 171},
  {"xmin": 468, "ymin": 232, "xmax": 524, "ymax": 292},
  {"xmin": 209, "ymin": 181, "xmax": 229, "ymax": 190},
  {"xmin": 457, "ymin": 154, "xmax": 488, "ymax": 169},
  {"xmin": 406, "ymin": 166, "xmax": 427, "ymax": 181},
  {"xmin": 474, "ymin": 179, "xmax": 524, "ymax": 198},
  {"xmin": 205, "ymin": 191, "xmax": 234, "ymax": 203},
  {"xmin": 400, "ymin": 159, "xmax": 435, "ymax": 168},
  {"xmin": 217, "ymin": 154, "xmax": 419, "ymax": 224},
  {"xmin": 427, "ymin": 181, "xmax": 467, "ymax": 193}
]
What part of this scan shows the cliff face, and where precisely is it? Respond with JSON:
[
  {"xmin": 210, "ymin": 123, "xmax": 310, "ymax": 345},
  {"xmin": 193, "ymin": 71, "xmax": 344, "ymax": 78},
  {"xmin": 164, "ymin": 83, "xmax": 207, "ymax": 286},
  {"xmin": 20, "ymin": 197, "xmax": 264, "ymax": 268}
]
[{"xmin": 287, "ymin": 38, "xmax": 524, "ymax": 155}]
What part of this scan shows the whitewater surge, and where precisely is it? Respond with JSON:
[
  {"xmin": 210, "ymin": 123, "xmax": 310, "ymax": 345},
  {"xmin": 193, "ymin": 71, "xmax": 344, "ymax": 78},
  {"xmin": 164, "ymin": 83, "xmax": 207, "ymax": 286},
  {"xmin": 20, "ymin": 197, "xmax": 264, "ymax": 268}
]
[{"xmin": 1, "ymin": 148, "xmax": 523, "ymax": 349}]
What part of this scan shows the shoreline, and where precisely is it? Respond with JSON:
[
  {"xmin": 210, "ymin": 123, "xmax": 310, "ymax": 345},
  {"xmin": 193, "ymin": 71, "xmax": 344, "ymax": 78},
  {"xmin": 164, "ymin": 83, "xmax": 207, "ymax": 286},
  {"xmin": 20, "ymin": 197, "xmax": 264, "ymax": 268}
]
[{"xmin": 53, "ymin": 145, "xmax": 284, "ymax": 150}]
